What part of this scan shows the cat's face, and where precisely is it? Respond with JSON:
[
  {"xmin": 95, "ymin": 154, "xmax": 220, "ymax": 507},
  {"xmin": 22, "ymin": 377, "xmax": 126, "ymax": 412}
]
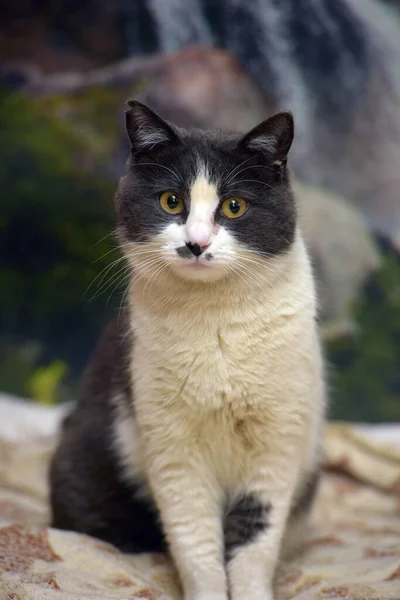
[{"xmin": 115, "ymin": 101, "xmax": 296, "ymax": 284}]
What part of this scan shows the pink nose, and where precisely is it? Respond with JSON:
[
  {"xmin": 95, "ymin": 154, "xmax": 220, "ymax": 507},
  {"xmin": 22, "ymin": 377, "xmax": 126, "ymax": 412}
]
[{"xmin": 185, "ymin": 222, "xmax": 211, "ymax": 249}]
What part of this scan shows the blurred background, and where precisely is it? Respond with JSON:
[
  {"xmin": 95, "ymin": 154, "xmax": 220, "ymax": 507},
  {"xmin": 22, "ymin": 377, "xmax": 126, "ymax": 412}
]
[{"xmin": 0, "ymin": 0, "xmax": 399, "ymax": 422}]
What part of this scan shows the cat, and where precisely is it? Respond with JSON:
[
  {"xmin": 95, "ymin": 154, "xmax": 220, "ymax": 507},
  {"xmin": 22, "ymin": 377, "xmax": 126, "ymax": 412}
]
[{"xmin": 50, "ymin": 100, "xmax": 326, "ymax": 600}]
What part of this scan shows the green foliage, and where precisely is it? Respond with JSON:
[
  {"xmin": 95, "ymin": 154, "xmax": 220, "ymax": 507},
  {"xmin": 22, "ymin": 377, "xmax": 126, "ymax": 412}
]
[
  {"xmin": 0, "ymin": 88, "xmax": 121, "ymax": 381},
  {"xmin": 28, "ymin": 359, "xmax": 68, "ymax": 405},
  {"xmin": 327, "ymin": 252, "xmax": 400, "ymax": 422},
  {"xmin": 0, "ymin": 341, "xmax": 70, "ymax": 404},
  {"xmin": 0, "ymin": 342, "xmax": 41, "ymax": 399}
]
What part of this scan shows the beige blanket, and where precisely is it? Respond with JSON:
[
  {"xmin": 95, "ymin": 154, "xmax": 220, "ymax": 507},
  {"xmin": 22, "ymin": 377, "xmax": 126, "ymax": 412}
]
[{"xmin": 0, "ymin": 398, "xmax": 399, "ymax": 599}]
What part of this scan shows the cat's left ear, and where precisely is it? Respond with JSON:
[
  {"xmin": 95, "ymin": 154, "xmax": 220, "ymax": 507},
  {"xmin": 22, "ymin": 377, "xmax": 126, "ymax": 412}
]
[
  {"xmin": 125, "ymin": 100, "xmax": 181, "ymax": 154},
  {"xmin": 238, "ymin": 112, "xmax": 294, "ymax": 167}
]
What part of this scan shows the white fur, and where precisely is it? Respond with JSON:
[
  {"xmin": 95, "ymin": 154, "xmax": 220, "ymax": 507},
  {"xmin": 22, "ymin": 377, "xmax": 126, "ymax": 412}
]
[
  {"xmin": 185, "ymin": 169, "xmax": 220, "ymax": 247},
  {"xmin": 135, "ymin": 115, "xmax": 172, "ymax": 151},
  {"xmin": 112, "ymin": 393, "xmax": 151, "ymax": 499},
  {"xmin": 116, "ymin": 167, "xmax": 325, "ymax": 600},
  {"xmin": 117, "ymin": 239, "xmax": 324, "ymax": 600}
]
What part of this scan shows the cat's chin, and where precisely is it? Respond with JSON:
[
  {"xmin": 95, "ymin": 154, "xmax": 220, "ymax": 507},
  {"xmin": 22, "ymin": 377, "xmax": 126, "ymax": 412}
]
[{"xmin": 170, "ymin": 261, "xmax": 228, "ymax": 283}]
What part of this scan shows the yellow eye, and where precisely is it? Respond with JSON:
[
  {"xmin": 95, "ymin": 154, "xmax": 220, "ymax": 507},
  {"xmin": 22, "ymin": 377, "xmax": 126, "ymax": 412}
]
[
  {"xmin": 160, "ymin": 191, "xmax": 184, "ymax": 214},
  {"xmin": 221, "ymin": 197, "xmax": 247, "ymax": 219}
]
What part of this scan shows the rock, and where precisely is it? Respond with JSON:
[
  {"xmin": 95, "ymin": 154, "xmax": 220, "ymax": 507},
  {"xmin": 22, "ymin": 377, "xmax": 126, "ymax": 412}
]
[
  {"xmin": 139, "ymin": 46, "xmax": 273, "ymax": 132},
  {"xmin": 0, "ymin": 394, "xmax": 69, "ymax": 442},
  {"xmin": 294, "ymin": 180, "xmax": 380, "ymax": 329},
  {"xmin": 21, "ymin": 45, "xmax": 272, "ymax": 136}
]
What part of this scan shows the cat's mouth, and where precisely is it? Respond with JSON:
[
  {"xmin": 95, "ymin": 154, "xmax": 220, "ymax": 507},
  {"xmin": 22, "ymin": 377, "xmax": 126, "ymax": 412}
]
[
  {"xmin": 182, "ymin": 260, "xmax": 210, "ymax": 269},
  {"xmin": 175, "ymin": 243, "xmax": 215, "ymax": 269},
  {"xmin": 171, "ymin": 249, "xmax": 227, "ymax": 281}
]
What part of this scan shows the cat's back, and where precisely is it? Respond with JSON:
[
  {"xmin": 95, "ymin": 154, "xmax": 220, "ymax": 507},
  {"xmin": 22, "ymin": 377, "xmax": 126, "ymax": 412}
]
[
  {"xmin": 77, "ymin": 316, "xmax": 131, "ymax": 410},
  {"xmin": 53, "ymin": 314, "xmax": 133, "ymax": 478}
]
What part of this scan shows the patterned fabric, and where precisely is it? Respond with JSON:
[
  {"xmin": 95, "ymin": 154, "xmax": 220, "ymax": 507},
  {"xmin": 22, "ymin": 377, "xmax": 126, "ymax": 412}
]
[{"xmin": 0, "ymin": 398, "xmax": 399, "ymax": 599}]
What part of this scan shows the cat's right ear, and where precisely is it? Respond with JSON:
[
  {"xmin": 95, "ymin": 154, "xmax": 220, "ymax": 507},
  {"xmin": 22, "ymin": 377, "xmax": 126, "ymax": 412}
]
[
  {"xmin": 125, "ymin": 100, "xmax": 181, "ymax": 155},
  {"xmin": 238, "ymin": 111, "xmax": 294, "ymax": 168}
]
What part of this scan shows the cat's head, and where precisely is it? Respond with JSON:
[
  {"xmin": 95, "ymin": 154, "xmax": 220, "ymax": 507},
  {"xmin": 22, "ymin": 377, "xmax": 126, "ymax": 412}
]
[{"xmin": 115, "ymin": 100, "xmax": 296, "ymax": 284}]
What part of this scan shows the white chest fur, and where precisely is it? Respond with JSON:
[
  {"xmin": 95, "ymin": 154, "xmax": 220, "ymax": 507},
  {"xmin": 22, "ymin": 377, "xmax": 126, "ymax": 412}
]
[{"xmin": 123, "ymin": 235, "xmax": 325, "ymax": 491}]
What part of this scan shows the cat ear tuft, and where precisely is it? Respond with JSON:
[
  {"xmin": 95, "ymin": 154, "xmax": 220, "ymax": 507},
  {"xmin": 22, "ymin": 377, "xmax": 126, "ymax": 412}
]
[
  {"xmin": 238, "ymin": 112, "xmax": 294, "ymax": 166},
  {"xmin": 125, "ymin": 100, "xmax": 181, "ymax": 154}
]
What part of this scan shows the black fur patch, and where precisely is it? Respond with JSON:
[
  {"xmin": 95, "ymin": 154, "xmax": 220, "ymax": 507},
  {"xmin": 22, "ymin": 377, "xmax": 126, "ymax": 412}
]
[
  {"xmin": 290, "ymin": 470, "xmax": 321, "ymax": 519},
  {"xmin": 224, "ymin": 494, "xmax": 271, "ymax": 561},
  {"xmin": 49, "ymin": 316, "xmax": 166, "ymax": 554},
  {"xmin": 176, "ymin": 244, "xmax": 194, "ymax": 259}
]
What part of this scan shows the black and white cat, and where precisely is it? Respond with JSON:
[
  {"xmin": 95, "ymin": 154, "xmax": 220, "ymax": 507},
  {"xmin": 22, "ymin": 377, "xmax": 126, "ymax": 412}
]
[{"xmin": 50, "ymin": 101, "xmax": 326, "ymax": 600}]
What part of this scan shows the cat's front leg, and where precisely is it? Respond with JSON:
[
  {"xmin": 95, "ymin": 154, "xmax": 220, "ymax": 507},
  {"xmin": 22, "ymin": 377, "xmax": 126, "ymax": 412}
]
[
  {"xmin": 146, "ymin": 453, "xmax": 228, "ymax": 600},
  {"xmin": 225, "ymin": 457, "xmax": 301, "ymax": 600}
]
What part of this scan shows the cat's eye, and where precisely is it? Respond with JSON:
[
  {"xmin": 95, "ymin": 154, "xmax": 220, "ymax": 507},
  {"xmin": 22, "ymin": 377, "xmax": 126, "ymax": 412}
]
[
  {"xmin": 159, "ymin": 191, "xmax": 184, "ymax": 214},
  {"xmin": 221, "ymin": 197, "xmax": 247, "ymax": 219}
]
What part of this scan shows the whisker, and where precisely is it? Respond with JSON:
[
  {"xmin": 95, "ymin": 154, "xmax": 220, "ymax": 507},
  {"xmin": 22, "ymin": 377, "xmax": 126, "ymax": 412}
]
[
  {"xmin": 239, "ymin": 247, "xmax": 278, "ymax": 260},
  {"xmin": 228, "ymin": 264, "xmax": 250, "ymax": 287},
  {"xmin": 225, "ymin": 163, "xmax": 277, "ymax": 184},
  {"xmin": 94, "ymin": 245, "xmax": 121, "ymax": 263},
  {"xmin": 129, "ymin": 249, "xmax": 164, "ymax": 257},
  {"xmin": 89, "ymin": 250, "xmax": 163, "ymax": 302},
  {"xmin": 236, "ymin": 255, "xmax": 278, "ymax": 276},
  {"xmin": 236, "ymin": 264, "xmax": 266, "ymax": 288},
  {"xmin": 224, "ymin": 156, "xmax": 255, "ymax": 186},
  {"xmin": 118, "ymin": 281, "xmax": 132, "ymax": 323},
  {"xmin": 83, "ymin": 255, "xmax": 127, "ymax": 300},
  {"xmin": 105, "ymin": 272, "xmax": 130, "ymax": 307},
  {"xmin": 229, "ymin": 179, "xmax": 285, "ymax": 196},
  {"xmin": 88, "ymin": 265, "xmax": 131, "ymax": 303},
  {"xmin": 133, "ymin": 258, "xmax": 166, "ymax": 279},
  {"xmin": 142, "ymin": 260, "xmax": 169, "ymax": 299},
  {"xmin": 115, "ymin": 255, "xmax": 166, "ymax": 308},
  {"xmin": 241, "ymin": 259, "xmax": 285, "ymax": 291},
  {"xmin": 230, "ymin": 262, "xmax": 269, "ymax": 290},
  {"xmin": 135, "ymin": 161, "xmax": 182, "ymax": 182},
  {"xmin": 92, "ymin": 230, "xmax": 116, "ymax": 247},
  {"xmin": 118, "ymin": 265, "xmax": 151, "ymax": 320}
]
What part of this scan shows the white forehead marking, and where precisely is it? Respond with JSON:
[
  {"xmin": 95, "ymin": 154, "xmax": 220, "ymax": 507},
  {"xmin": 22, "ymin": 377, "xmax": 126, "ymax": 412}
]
[
  {"xmin": 186, "ymin": 166, "xmax": 219, "ymax": 246},
  {"xmin": 190, "ymin": 168, "xmax": 218, "ymax": 208}
]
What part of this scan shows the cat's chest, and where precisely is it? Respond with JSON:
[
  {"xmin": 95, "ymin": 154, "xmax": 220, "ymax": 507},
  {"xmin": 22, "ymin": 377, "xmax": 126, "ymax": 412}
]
[{"xmin": 132, "ymin": 307, "xmax": 279, "ymax": 414}]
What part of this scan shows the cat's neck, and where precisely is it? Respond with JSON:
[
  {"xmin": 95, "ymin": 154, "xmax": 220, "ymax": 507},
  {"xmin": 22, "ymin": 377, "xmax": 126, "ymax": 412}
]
[{"xmin": 128, "ymin": 233, "xmax": 314, "ymax": 326}]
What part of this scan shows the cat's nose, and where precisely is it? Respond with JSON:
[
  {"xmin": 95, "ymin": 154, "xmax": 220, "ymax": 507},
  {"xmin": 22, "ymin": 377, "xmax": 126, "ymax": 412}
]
[{"xmin": 185, "ymin": 242, "xmax": 209, "ymax": 257}]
